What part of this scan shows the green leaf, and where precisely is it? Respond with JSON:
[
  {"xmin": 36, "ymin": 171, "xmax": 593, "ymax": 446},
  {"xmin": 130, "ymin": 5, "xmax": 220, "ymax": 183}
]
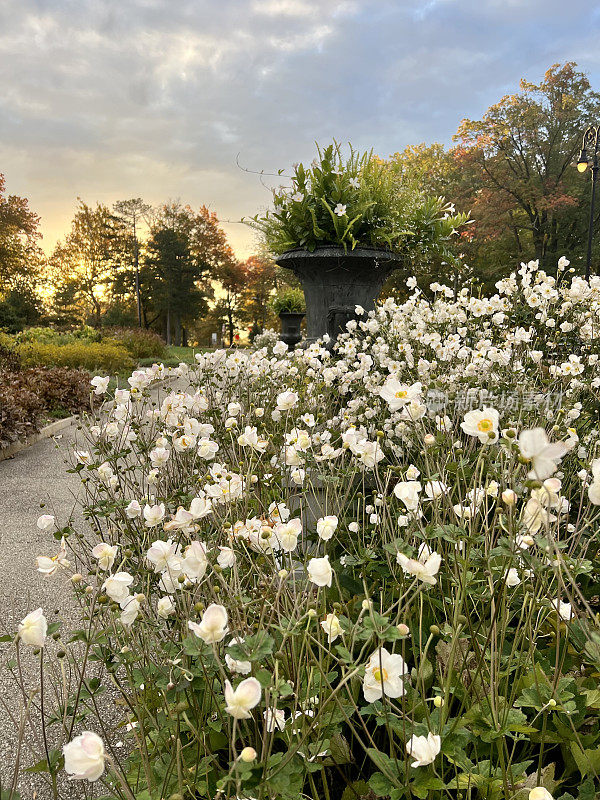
[
  {"xmin": 579, "ymin": 778, "xmax": 596, "ymax": 800},
  {"xmin": 328, "ymin": 733, "xmax": 352, "ymax": 765},
  {"xmin": 570, "ymin": 742, "xmax": 600, "ymax": 777},
  {"xmin": 369, "ymin": 771, "xmax": 396, "ymax": 797},
  {"xmin": 182, "ymin": 634, "xmax": 203, "ymax": 656},
  {"xmin": 25, "ymin": 749, "xmax": 63, "ymax": 774},
  {"xmin": 337, "ymin": 572, "xmax": 363, "ymax": 597},
  {"xmin": 227, "ymin": 632, "xmax": 274, "ymax": 662},
  {"xmin": 584, "ymin": 689, "xmax": 600, "ymax": 709},
  {"xmin": 342, "ymin": 781, "xmax": 370, "ymax": 800}
]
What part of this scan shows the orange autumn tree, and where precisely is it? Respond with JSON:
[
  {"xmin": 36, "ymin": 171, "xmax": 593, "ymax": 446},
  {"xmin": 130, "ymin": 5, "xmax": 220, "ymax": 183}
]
[
  {"xmin": 454, "ymin": 62, "xmax": 600, "ymax": 273},
  {"xmin": 386, "ymin": 63, "xmax": 600, "ymax": 289},
  {"xmin": 0, "ymin": 173, "xmax": 44, "ymax": 293}
]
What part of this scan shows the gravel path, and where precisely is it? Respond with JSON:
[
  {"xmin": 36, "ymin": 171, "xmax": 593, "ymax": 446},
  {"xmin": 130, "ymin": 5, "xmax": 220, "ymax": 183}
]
[
  {"xmin": 0, "ymin": 378, "xmax": 185, "ymax": 798},
  {"xmin": 0, "ymin": 421, "xmax": 84, "ymax": 799}
]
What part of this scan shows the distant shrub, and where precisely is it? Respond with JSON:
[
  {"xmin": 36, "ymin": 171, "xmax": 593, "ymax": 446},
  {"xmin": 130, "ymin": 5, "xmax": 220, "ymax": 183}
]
[
  {"xmin": 104, "ymin": 327, "xmax": 167, "ymax": 360},
  {"xmin": 16, "ymin": 325, "xmax": 102, "ymax": 345},
  {"xmin": 17, "ymin": 341, "xmax": 133, "ymax": 372},
  {"xmin": 29, "ymin": 367, "xmax": 90, "ymax": 416},
  {"xmin": 15, "ymin": 326, "xmax": 64, "ymax": 344},
  {"xmin": 0, "ymin": 332, "xmax": 20, "ymax": 371},
  {"xmin": 0, "ymin": 366, "xmax": 90, "ymax": 448},
  {"xmin": 0, "ymin": 376, "xmax": 43, "ymax": 447}
]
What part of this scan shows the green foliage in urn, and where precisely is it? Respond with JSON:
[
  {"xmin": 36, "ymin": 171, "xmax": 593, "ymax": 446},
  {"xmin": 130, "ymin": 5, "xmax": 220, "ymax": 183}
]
[
  {"xmin": 248, "ymin": 142, "xmax": 470, "ymax": 260},
  {"xmin": 271, "ymin": 287, "xmax": 306, "ymax": 315}
]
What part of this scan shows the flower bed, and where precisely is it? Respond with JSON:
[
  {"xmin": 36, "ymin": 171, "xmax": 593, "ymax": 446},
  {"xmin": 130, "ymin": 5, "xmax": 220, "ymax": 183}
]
[
  {"xmin": 7, "ymin": 325, "xmax": 167, "ymax": 373},
  {"xmin": 8, "ymin": 259, "xmax": 600, "ymax": 800}
]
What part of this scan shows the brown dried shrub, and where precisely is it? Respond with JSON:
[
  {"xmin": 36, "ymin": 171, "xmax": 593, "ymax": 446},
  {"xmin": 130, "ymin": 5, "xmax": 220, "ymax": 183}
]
[{"xmin": 0, "ymin": 367, "xmax": 91, "ymax": 449}]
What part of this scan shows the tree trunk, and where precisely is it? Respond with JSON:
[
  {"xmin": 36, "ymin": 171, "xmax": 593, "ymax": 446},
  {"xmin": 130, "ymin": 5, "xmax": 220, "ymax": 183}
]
[
  {"xmin": 166, "ymin": 308, "xmax": 172, "ymax": 346},
  {"xmin": 91, "ymin": 293, "xmax": 102, "ymax": 327},
  {"xmin": 174, "ymin": 313, "xmax": 181, "ymax": 347},
  {"xmin": 133, "ymin": 219, "xmax": 142, "ymax": 328},
  {"xmin": 227, "ymin": 311, "xmax": 234, "ymax": 347}
]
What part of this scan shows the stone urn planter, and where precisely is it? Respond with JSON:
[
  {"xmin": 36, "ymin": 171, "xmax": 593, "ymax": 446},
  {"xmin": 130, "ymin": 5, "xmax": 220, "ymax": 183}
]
[
  {"xmin": 275, "ymin": 245, "xmax": 403, "ymax": 342},
  {"xmin": 278, "ymin": 311, "xmax": 305, "ymax": 348}
]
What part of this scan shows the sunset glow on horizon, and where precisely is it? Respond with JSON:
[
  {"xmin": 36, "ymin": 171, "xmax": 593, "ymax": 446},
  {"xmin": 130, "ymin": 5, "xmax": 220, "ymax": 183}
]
[{"xmin": 2, "ymin": 0, "xmax": 600, "ymax": 260}]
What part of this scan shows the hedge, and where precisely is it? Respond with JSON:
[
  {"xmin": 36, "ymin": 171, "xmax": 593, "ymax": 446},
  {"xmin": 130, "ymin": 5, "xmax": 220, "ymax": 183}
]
[{"xmin": 17, "ymin": 341, "xmax": 134, "ymax": 373}]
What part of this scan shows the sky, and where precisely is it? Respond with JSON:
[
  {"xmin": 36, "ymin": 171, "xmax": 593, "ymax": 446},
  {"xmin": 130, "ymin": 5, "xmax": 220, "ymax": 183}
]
[{"xmin": 2, "ymin": 0, "xmax": 600, "ymax": 259}]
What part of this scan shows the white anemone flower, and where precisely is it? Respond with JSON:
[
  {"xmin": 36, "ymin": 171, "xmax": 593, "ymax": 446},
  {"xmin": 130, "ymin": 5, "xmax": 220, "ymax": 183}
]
[
  {"xmin": 424, "ymin": 481, "xmax": 447, "ymax": 500},
  {"xmin": 316, "ymin": 515, "xmax": 338, "ymax": 541},
  {"xmin": 505, "ymin": 568, "xmax": 521, "ymax": 587},
  {"xmin": 125, "ymin": 500, "xmax": 142, "ymax": 518},
  {"xmin": 379, "ymin": 378, "xmax": 421, "ymax": 412},
  {"xmin": 163, "ymin": 506, "xmax": 195, "ymax": 532},
  {"xmin": 396, "ymin": 547, "xmax": 441, "ymax": 585},
  {"xmin": 63, "ymin": 731, "xmax": 105, "ymax": 781},
  {"xmin": 264, "ymin": 707, "xmax": 286, "ymax": 731},
  {"xmin": 91, "ymin": 543, "xmax": 118, "ymax": 571},
  {"xmin": 102, "ymin": 572, "xmax": 134, "ymax": 604},
  {"xmin": 393, "ymin": 481, "xmax": 422, "ymax": 512},
  {"xmin": 274, "ymin": 518, "xmax": 302, "ymax": 552},
  {"xmin": 146, "ymin": 539, "xmax": 180, "ymax": 573},
  {"xmin": 182, "ymin": 541, "xmax": 208, "ymax": 582},
  {"xmin": 587, "ymin": 458, "xmax": 600, "ymax": 504},
  {"xmin": 363, "ymin": 647, "xmax": 408, "ymax": 702},
  {"xmin": 461, "ymin": 407, "xmax": 500, "ymax": 443},
  {"xmin": 18, "ymin": 608, "xmax": 48, "ymax": 648},
  {"xmin": 224, "ymin": 677, "xmax": 262, "ymax": 719},
  {"xmin": 320, "ymin": 613, "xmax": 343, "ymax": 643},
  {"xmin": 217, "ymin": 546, "xmax": 236, "ymax": 568},
  {"xmin": 90, "ymin": 375, "xmax": 110, "ymax": 395},
  {"xmin": 552, "ymin": 598, "xmax": 573, "ymax": 621},
  {"xmin": 518, "ymin": 428, "xmax": 568, "ymax": 479},
  {"xmin": 276, "ymin": 390, "xmax": 299, "ymax": 410},
  {"xmin": 143, "ymin": 503, "xmax": 165, "ymax": 527},
  {"xmin": 406, "ymin": 732, "xmax": 441, "ymax": 767},
  {"xmin": 307, "ymin": 555, "xmax": 333, "ymax": 587},
  {"xmin": 197, "ymin": 438, "xmax": 219, "ymax": 460},
  {"xmin": 225, "ymin": 637, "xmax": 252, "ymax": 675},
  {"xmin": 188, "ymin": 603, "xmax": 228, "ymax": 644},
  {"xmin": 120, "ymin": 597, "xmax": 140, "ymax": 627},
  {"xmin": 36, "ymin": 537, "xmax": 70, "ymax": 575},
  {"xmin": 189, "ymin": 496, "xmax": 213, "ymax": 519},
  {"xmin": 157, "ymin": 596, "xmax": 175, "ymax": 618}
]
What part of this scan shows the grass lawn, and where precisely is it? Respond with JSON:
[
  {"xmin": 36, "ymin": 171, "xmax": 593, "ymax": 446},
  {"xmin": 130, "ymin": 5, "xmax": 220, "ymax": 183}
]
[{"xmin": 138, "ymin": 345, "xmax": 206, "ymax": 368}]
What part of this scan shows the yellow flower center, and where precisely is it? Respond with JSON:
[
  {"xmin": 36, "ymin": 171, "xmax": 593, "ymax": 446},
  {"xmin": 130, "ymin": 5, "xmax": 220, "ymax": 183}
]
[
  {"xmin": 395, "ymin": 390, "xmax": 408, "ymax": 399},
  {"xmin": 373, "ymin": 667, "xmax": 389, "ymax": 683},
  {"xmin": 477, "ymin": 418, "xmax": 493, "ymax": 432}
]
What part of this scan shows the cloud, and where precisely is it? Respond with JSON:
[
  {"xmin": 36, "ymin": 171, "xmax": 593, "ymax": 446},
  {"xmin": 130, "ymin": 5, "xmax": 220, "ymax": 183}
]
[{"xmin": 0, "ymin": 0, "xmax": 598, "ymax": 257}]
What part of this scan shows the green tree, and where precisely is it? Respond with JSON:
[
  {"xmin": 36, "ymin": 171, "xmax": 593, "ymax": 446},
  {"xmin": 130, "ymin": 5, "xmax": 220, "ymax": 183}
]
[
  {"xmin": 144, "ymin": 204, "xmax": 212, "ymax": 344},
  {"xmin": 49, "ymin": 200, "xmax": 123, "ymax": 325},
  {"xmin": 384, "ymin": 144, "xmax": 469, "ymax": 294},
  {"xmin": 112, "ymin": 198, "xmax": 153, "ymax": 327},
  {"xmin": 0, "ymin": 282, "xmax": 42, "ymax": 331}
]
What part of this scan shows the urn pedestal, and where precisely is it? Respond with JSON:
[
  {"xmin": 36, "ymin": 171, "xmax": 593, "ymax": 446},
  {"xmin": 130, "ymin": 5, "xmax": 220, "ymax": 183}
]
[
  {"xmin": 278, "ymin": 311, "xmax": 305, "ymax": 348},
  {"xmin": 275, "ymin": 246, "xmax": 403, "ymax": 342}
]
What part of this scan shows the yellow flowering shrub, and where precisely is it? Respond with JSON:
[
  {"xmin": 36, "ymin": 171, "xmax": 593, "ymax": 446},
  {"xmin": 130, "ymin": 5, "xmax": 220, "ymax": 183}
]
[{"xmin": 17, "ymin": 341, "xmax": 133, "ymax": 372}]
